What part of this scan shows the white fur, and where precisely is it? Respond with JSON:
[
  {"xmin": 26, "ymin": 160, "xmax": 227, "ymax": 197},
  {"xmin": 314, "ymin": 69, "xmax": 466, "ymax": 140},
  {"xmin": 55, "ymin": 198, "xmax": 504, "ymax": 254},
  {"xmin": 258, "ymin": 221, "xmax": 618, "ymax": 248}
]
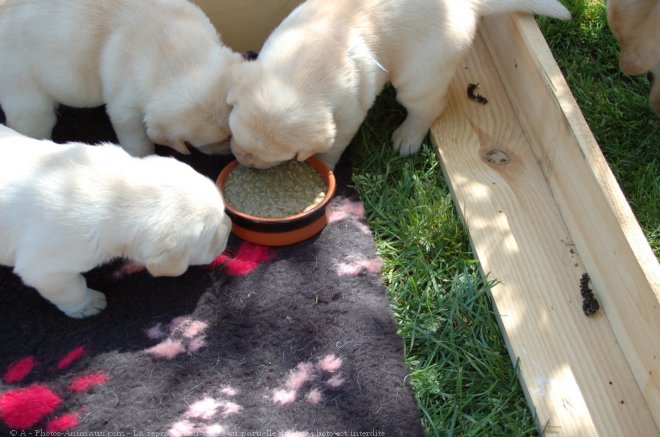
[
  {"xmin": 0, "ymin": 0, "xmax": 244, "ymax": 156},
  {"xmin": 607, "ymin": 0, "xmax": 660, "ymax": 117},
  {"xmin": 227, "ymin": 0, "xmax": 570, "ymax": 169},
  {"xmin": 0, "ymin": 124, "xmax": 232, "ymax": 318}
]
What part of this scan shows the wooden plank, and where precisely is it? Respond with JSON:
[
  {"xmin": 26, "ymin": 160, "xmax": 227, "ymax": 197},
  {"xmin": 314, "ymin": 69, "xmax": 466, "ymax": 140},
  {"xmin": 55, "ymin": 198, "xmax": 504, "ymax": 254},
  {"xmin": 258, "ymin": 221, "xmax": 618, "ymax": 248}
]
[
  {"xmin": 429, "ymin": 16, "xmax": 659, "ymax": 435},
  {"xmin": 478, "ymin": 14, "xmax": 660, "ymax": 429},
  {"xmin": 193, "ymin": 0, "xmax": 302, "ymax": 52},
  {"xmin": 197, "ymin": 3, "xmax": 660, "ymax": 431}
]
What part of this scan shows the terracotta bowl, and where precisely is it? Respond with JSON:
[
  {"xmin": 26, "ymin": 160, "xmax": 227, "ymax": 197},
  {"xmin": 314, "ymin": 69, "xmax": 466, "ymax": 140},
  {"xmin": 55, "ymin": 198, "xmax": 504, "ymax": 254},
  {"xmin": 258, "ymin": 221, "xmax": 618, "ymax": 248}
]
[{"xmin": 216, "ymin": 157, "xmax": 336, "ymax": 246}]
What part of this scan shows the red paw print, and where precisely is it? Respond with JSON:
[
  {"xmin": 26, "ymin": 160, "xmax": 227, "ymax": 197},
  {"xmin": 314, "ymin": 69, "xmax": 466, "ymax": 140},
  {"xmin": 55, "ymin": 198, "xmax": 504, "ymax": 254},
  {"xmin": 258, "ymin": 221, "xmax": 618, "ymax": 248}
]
[
  {"xmin": 0, "ymin": 346, "xmax": 109, "ymax": 431},
  {"xmin": 207, "ymin": 242, "xmax": 276, "ymax": 276}
]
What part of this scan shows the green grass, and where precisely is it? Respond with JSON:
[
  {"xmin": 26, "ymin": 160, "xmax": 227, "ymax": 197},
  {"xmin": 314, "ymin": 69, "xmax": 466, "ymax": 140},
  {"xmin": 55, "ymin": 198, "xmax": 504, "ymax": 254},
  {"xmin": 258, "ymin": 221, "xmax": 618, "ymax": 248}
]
[
  {"xmin": 537, "ymin": 0, "xmax": 659, "ymax": 256},
  {"xmin": 350, "ymin": 90, "xmax": 539, "ymax": 436},
  {"xmin": 347, "ymin": 1, "xmax": 659, "ymax": 435}
]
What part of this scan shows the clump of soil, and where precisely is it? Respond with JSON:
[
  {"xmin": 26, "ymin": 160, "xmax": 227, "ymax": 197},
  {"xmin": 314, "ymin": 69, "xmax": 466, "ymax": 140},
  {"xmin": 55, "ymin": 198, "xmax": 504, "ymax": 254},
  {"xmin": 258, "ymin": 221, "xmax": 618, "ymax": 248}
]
[
  {"xmin": 580, "ymin": 273, "xmax": 600, "ymax": 316},
  {"xmin": 467, "ymin": 82, "xmax": 488, "ymax": 105}
]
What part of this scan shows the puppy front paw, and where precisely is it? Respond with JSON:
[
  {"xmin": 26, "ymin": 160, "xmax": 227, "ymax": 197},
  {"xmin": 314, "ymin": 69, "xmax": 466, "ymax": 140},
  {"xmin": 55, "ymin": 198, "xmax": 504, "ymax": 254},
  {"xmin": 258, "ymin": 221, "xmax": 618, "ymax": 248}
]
[
  {"xmin": 62, "ymin": 289, "xmax": 107, "ymax": 318},
  {"xmin": 391, "ymin": 122, "xmax": 426, "ymax": 157}
]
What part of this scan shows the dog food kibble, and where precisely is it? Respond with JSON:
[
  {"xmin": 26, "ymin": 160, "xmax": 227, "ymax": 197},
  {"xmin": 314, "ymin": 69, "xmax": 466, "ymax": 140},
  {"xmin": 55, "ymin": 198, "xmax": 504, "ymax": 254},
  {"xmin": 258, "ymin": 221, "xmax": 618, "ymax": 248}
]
[{"xmin": 224, "ymin": 161, "xmax": 326, "ymax": 218}]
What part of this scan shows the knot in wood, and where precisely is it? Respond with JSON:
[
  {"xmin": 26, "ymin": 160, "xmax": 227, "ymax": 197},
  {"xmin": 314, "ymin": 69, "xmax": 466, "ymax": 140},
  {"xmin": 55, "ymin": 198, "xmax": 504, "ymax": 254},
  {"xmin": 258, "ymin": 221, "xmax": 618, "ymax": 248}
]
[{"xmin": 483, "ymin": 148, "xmax": 510, "ymax": 165}]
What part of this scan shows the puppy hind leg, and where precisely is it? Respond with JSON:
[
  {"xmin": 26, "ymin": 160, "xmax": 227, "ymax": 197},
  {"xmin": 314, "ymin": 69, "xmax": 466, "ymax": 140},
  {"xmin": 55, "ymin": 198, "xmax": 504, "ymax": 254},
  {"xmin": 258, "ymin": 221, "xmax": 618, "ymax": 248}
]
[
  {"xmin": 391, "ymin": 62, "xmax": 458, "ymax": 156},
  {"xmin": 105, "ymin": 104, "xmax": 155, "ymax": 156},
  {"xmin": 1, "ymin": 89, "xmax": 57, "ymax": 139},
  {"xmin": 16, "ymin": 269, "xmax": 107, "ymax": 318}
]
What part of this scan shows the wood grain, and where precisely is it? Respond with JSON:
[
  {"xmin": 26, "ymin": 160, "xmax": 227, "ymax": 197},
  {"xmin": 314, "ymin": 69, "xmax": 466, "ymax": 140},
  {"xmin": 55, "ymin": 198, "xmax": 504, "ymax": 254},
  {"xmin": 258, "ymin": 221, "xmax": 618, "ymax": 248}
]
[
  {"xmin": 430, "ymin": 16, "xmax": 659, "ymax": 435},
  {"xmin": 195, "ymin": 3, "xmax": 660, "ymax": 433},
  {"xmin": 479, "ymin": 13, "xmax": 660, "ymax": 431}
]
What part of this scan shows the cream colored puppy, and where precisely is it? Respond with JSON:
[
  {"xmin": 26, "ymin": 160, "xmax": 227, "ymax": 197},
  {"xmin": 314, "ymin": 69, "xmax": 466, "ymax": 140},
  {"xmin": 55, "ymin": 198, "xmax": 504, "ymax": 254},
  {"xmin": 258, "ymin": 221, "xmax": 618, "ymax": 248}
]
[
  {"xmin": 0, "ymin": 124, "xmax": 231, "ymax": 318},
  {"xmin": 227, "ymin": 0, "xmax": 570, "ymax": 169},
  {"xmin": 649, "ymin": 63, "xmax": 660, "ymax": 117},
  {"xmin": 607, "ymin": 0, "xmax": 660, "ymax": 117},
  {"xmin": 0, "ymin": 0, "xmax": 243, "ymax": 156}
]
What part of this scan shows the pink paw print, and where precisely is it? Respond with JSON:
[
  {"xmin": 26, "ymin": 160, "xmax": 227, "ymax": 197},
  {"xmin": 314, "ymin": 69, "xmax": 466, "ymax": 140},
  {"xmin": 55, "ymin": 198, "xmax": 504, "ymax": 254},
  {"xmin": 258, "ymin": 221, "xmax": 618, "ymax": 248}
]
[
  {"xmin": 0, "ymin": 346, "xmax": 109, "ymax": 432},
  {"xmin": 144, "ymin": 316, "xmax": 209, "ymax": 360},
  {"xmin": 328, "ymin": 199, "xmax": 371, "ymax": 234},
  {"xmin": 335, "ymin": 255, "xmax": 383, "ymax": 277},
  {"xmin": 168, "ymin": 387, "xmax": 242, "ymax": 437},
  {"xmin": 271, "ymin": 354, "xmax": 345, "ymax": 406}
]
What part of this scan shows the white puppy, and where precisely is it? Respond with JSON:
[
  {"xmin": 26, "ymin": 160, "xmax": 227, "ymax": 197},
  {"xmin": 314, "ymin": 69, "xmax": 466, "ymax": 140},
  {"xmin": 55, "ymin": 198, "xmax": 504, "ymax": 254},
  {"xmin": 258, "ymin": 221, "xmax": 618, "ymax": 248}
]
[
  {"xmin": 606, "ymin": 0, "xmax": 660, "ymax": 117},
  {"xmin": 0, "ymin": 124, "xmax": 232, "ymax": 318},
  {"xmin": 227, "ymin": 0, "xmax": 570, "ymax": 169},
  {"xmin": 0, "ymin": 0, "xmax": 244, "ymax": 156}
]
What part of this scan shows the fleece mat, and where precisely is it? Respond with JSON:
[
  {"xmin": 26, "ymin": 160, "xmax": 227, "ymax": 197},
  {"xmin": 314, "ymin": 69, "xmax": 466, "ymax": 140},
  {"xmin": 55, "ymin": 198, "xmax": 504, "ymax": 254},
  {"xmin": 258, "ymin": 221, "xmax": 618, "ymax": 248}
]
[{"xmin": 0, "ymin": 107, "xmax": 423, "ymax": 436}]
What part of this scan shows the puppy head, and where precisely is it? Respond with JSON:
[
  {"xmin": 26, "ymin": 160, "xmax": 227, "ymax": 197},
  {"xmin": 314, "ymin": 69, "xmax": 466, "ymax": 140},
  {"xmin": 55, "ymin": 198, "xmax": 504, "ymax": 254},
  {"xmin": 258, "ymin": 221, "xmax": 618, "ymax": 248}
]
[
  {"xmin": 227, "ymin": 62, "xmax": 336, "ymax": 169},
  {"xmin": 134, "ymin": 158, "xmax": 231, "ymax": 277},
  {"xmin": 145, "ymin": 48, "xmax": 245, "ymax": 155},
  {"xmin": 607, "ymin": 0, "xmax": 660, "ymax": 74},
  {"xmin": 144, "ymin": 211, "xmax": 231, "ymax": 277}
]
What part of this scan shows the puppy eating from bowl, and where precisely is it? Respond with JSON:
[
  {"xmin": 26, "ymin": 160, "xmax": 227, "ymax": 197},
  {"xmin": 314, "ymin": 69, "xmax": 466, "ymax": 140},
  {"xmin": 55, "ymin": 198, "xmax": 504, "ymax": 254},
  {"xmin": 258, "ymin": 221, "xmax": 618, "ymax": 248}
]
[
  {"xmin": 0, "ymin": 124, "xmax": 232, "ymax": 318},
  {"xmin": 0, "ymin": 0, "xmax": 243, "ymax": 156},
  {"xmin": 226, "ymin": 0, "xmax": 570, "ymax": 169}
]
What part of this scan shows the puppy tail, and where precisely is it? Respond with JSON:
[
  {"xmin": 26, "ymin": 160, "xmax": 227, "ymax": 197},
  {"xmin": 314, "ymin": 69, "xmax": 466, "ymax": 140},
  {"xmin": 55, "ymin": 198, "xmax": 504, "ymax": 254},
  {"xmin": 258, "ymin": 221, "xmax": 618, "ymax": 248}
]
[{"xmin": 474, "ymin": 0, "xmax": 571, "ymax": 20}]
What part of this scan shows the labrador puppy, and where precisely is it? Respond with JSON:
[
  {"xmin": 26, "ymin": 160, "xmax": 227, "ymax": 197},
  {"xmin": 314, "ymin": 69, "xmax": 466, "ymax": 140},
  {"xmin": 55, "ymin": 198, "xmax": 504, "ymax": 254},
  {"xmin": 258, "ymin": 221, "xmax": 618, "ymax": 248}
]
[
  {"xmin": 607, "ymin": 0, "xmax": 660, "ymax": 117},
  {"xmin": 0, "ymin": 0, "xmax": 244, "ymax": 156},
  {"xmin": 226, "ymin": 0, "xmax": 570, "ymax": 169},
  {"xmin": 648, "ymin": 63, "xmax": 660, "ymax": 117},
  {"xmin": 0, "ymin": 124, "xmax": 232, "ymax": 318}
]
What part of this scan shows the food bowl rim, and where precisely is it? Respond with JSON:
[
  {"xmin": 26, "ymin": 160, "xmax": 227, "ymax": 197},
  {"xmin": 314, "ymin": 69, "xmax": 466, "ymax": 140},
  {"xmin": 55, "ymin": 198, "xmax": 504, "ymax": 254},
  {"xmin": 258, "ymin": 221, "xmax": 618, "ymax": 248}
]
[{"xmin": 217, "ymin": 156, "xmax": 336, "ymax": 224}]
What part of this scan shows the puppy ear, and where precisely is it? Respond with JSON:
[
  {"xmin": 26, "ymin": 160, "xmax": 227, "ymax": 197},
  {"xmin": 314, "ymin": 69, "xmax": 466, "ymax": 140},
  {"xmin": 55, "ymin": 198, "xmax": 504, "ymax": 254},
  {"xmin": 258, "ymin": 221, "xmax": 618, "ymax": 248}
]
[
  {"xmin": 169, "ymin": 140, "xmax": 192, "ymax": 155},
  {"xmin": 227, "ymin": 62, "xmax": 262, "ymax": 105},
  {"xmin": 146, "ymin": 251, "xmax": 189, "ymax": 277},
  {"xmin": 226, "ymin": 77, "xmax": 238, "ymax": 106},
  {"xmin": 304, "ymin": 108, "xmax": 336, "ymax": 156},
  {"xmin": 211, "ymin": 214, "xmax": 232, "ymax": 256},
  {"xmin": 296, "ymin": 149, "xmax": 316, "ymax": 161}
]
